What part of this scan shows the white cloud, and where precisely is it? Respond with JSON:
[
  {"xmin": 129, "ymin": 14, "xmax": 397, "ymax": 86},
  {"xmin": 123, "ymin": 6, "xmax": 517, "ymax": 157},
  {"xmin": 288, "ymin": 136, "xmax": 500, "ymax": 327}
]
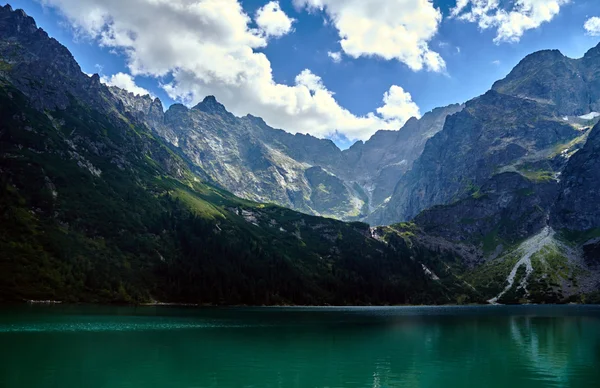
[
  {"xmin": 451, "ymin": 0, "xmax": 570, "ymax": 43},
  {"xmin": 38, "ymin": 0, "xmax": 420, "ymax": 141},
  {"xmin": 327, "ymin": 51, "xmax": 342, "ymax": 63},
  {"xmin": 492, "ymin": 59, "xmax": 500, "ymax": 65},
  {"xmin": 255, "ymin": 1, "xmax": 295, "ymax": 38},
  {"xmin": 293, "ymin": 0, "xmax": 445, "ymax": 72},
  {"xmin": 376, "ymin": 86, "xmax": 420, "ymax": 121},
  {"xmin": 584, "ymin": 17, "xmax": 600, "ymax": 36},
  {"xmin": 100, "ymin": 72, "xmax": 151, "ymax": 97}
]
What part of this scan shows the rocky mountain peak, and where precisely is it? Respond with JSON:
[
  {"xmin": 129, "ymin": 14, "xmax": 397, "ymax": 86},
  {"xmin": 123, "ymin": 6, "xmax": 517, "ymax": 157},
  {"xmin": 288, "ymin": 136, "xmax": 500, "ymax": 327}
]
[
  {"xmin": 583, "ymin": 41, "xmax": 600, "ymax": 60},
  {"xmin": 491, "ymin": 49, "xmax": 568, "ymax": 91},
  {"xmin": 166, "ymin": 103, "xmax": 188, "ymax": 113},
  {"xmin": 1, "ymin": 4, "xmax": 38, "ymax": 35},
  {"xmin": 508, "ymin": 49, "xmax": 566, "ymax": 71},
  {"xmin": 108, "ymin": 85, "xmax": 165, "ymax": 126},
  {"xmin": 402, "ymin": 116, "xmax": 419, "ymax": 128},
  {"xmin": 151, "ymin": 96, "xmax": 163, "ymax": 110},
  {"xmin": 193, "ymin": 95, "xmax": 230, "ymax": 116},
  {"xmin": 491, "ymin": 47, "xmax": 592, "ymax": 116},
  {"xmin": 0, "ymin": 5, "xmax": 105, "ymax": 111},
  {"xmin": 243, "ymin": 114, "xmax": 269, "ymax": 128}
]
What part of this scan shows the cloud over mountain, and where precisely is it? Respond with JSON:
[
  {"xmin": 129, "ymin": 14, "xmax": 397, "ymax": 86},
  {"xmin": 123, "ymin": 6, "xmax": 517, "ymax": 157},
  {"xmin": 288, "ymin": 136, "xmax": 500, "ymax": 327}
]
[
  {"xmin": 39, "ymin": 0, "xmax": 421, "ymax": 141},
  {"xmin": 100, "ymin": 72, "xmax": 151, "ymax": 97}
]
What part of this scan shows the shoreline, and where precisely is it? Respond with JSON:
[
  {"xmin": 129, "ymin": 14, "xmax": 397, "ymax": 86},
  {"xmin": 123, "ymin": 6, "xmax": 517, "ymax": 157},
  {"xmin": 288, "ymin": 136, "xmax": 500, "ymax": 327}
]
[{"xmin": 6, "ymin": 300, "xmax": 592, "ymax": 308}]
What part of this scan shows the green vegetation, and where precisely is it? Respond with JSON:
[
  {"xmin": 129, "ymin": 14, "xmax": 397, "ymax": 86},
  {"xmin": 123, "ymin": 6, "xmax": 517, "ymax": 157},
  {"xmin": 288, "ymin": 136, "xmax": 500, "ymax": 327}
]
[
  {"xmin": 464, "ymin": 252, "xmax": 521, "ymax": 299},
  {"xmin": 560, "ymin": 228, "xmax": 600, "ymax": 245},
  {"xmin": 551, "ymin": 133, "xmax": 588, "ymax": 158},
  {"xmin": 497, "ymin": 265, "xmax": 527, "ymax": 304},
  {"xmin": 515, "ymin": 163, "xmax": 555, "ymax": 182},
  {"xmin": 462, "ymin": 181, "xmax": 482, "ymax": 199},
  {"xmin": 518, "ymin": 169, "xmax": 554, "ymax": 182},
  {"xmin": 0, "ymin": 60, "xmax": 12, "ymax": 71},
  {"xmin": 516, "ymin": 187, "xmax": 535, "ymax": 197},
  {"xmin": 386, "ymin": 222, "xmax": 419, "ymax": 244},
  {"xmin": 471, "ymin": 190, "xmax": 487, "ymax": 200},
  {"xmin": 481, "ymin": 228, "xmax": 502, "ymax": 255},
  {"xmin": 170, "ymin": 188, "xmax": 223, "ymax": 219},
  {"xmin": 382, "ymin": 224, "xmax": 484, "ymax": 304},
  {"xmin": 526, "ymin": 245, "xmax": 574, "ymax": 303}
]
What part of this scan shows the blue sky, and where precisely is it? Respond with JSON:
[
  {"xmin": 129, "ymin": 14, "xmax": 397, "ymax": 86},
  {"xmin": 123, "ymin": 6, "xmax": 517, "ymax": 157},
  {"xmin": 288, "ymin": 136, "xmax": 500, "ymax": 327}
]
[{"xmin": 12, "ymin": 0, "xmax": 600, "ymax": 148}]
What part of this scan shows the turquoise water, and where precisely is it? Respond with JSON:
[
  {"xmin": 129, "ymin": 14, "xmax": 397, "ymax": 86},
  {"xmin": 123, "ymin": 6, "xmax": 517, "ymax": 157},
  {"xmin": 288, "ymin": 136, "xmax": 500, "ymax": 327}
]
[{"xmin": 1, "ymin": 305, "xmax": 600, "ymax": 387}]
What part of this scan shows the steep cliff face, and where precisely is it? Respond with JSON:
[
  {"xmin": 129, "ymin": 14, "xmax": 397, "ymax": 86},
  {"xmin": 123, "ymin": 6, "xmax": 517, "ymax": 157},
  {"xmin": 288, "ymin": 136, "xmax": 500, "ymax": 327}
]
[
  {"xmin": 108, "ymin": 86, "xmax": 171, "ymax": 136},
  {"xmin": 552, "ymin": 122, "xmax": 600, "ymax": 232},
  {"xmin": 492, "ymin": 45, "xmax": 600, "ymax": 115},
  {"xmin": 340, "ymin": 104, "xmax": 464, "ymax": 209},
  {"xmin": 0, "ymin": 5, "xmax": 109, "ymax": 111},
  {"xmin": 374, "ymin": 45, "xmax": 600, "ymax": 226},
  {"xmin": 374, "ymin": 91, "xmax": 582, "ymax": 225},
  {"xmin": 414, "ymin": 173, "xmax": 558, "ymax": 252},
  {"xmin": 581, "ymin": 44, "xmax": 600, "ymax": 113}
]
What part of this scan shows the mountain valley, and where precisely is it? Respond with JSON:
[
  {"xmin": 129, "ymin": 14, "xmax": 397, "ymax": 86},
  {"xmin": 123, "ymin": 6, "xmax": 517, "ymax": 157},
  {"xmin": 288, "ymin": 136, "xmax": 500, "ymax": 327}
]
[{"xmin": 2, "ymin": 4, "xmax": 600, "ymax": 305}]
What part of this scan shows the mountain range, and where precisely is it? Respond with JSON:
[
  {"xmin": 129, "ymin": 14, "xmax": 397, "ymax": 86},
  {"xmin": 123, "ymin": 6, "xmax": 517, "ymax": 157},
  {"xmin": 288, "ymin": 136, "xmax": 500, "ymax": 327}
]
[
  {"xmin": 113, "ymin": 84, "xmax": 464, "ymax": 221},
  {"xmin": 1, "ymin": 4, "xmax": 600, "ymax": 305}
]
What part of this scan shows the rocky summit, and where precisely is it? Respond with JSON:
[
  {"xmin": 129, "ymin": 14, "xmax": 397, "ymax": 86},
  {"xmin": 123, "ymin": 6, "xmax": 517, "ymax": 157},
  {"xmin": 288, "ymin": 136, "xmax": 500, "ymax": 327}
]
[{"xmin": 1, "ymin": 4, "xmax": 600, "ymax": 305}]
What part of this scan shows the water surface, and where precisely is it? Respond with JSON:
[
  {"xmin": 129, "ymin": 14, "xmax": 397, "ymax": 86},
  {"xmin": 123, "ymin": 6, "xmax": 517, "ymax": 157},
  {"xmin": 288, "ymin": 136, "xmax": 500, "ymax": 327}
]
[{"xmin": 1, "ymin": 305, "xmax": 599, "ymax": 387}]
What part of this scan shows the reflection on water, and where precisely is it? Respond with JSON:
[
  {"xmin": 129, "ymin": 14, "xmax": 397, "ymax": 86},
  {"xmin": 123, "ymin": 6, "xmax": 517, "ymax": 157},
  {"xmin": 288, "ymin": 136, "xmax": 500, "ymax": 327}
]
[
  {"xmin": 0, "ymin": 305, "xmax": 599, "ymax": 388},
  {"xmin": 508, "ymin": 315, "xmax": 598, "ymax": 387}
]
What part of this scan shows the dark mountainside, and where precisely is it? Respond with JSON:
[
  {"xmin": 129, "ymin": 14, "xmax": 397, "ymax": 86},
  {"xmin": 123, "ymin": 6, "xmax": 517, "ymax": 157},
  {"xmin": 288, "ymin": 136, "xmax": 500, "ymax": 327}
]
[
  {"xmin": 1, "ymin": 5, "xmax": 600, "ymax": 305},
  {"xmin": 0, "ymin": 5, "xmax": 475, "ymax": 305}
]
